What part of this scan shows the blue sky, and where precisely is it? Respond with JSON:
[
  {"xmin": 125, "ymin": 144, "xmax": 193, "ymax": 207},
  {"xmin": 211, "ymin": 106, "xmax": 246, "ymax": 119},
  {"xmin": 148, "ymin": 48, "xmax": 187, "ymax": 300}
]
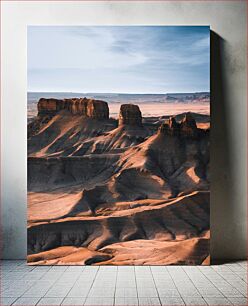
[{"xmin": 28, "ymin": 26, "xmax": 210, "ymax": 93}]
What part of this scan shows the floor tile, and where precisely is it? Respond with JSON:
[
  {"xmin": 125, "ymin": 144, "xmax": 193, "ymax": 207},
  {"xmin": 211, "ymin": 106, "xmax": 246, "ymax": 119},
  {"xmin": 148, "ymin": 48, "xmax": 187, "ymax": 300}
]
[
  {"xmin": 217, "ymin": 286, "xmax": 244, "ymax": 297},
  {"xmin": 84, "ymin": 297, "xmax": 114, "ymax": 305},
  {"xmin": 32, "ymin": 266, "xmax": 51, "ymax": 272},
  {"xmin": 0, "ymin": 297, "xmax": 18, "ymax": 306},
  {"xmin": 49, "ymin": 266, "xmax": 68, "ymax": 272},
  {"xmin": 116, "ymin": 279, "xmax": 136, "ymax": 287},
  {"xmin": 157, "ymin": 288, "xmax": 180, "ymax": 297},
  {"xmin": 66, "ymin": 266, "xmax": 85, "ymax": 272},
  {"xmin": 61, "ymin": 297, "xmax": 86, "ymax": 305},
  {"xmin": 67, "ymin": 285, "xmax": 91, "ymax": 297},
  {"xmin": 154, "ymin": 280, "xmax": 176, "ymax": 288},
  {"xmin": 138, "ymin": 287, "xmax": 158, "ymax": 297},
  {"xmin": 204, "ymin": 297, "xmax": 233, "ymax": 305},
  {"xmin": 45, "ymin": 285, "xmax": 72, "ymax": 297},
  {"xmin": 139, "ymin": 297, "xmax": 161, "ymax": 305},
  {"xmin": 197, "ymin": 288, "xmax": 224, "ymax": 297},
  {"xmin": 22, "ymin": 283, "xmax": 54, "ymax": 297},
  {"xmin": 12, "ymin": 297, "xmax": 40, "ymax": 305},
  {"xmin": 88, "ymin": 287, "xmax": 115, "ymax": 298},
  {"xmin": 160, "ymin": 297, "xmax": 185, "ymax": 305},
  {"xmin": 115, "ymin": 297, "xmax": 138, "ymax": 305},
  {"xmin": 37, "ymin": 297, "xmax": 64, "ymax": 305},
  {"xmin": 115, "ymin": 287, "xmax": 137, "ymax": 298},
  {"xmin": 136, "ymin": 279, "xmax": 155, "ymax": 287},
  {"xmin": 182, "ymin": 297, "xmax": 207, "ymax": 305},
  {"xmin": 178, "ymin": 289, "xmax": 201, "ymax": 297},
  {"xmin": 228, "ymin": 297, "xmax": 248, "ymax": 305},
  {"xmin": 2, "ymin": 289, "xmax": 29, "ymax": 298},
  {"xmin": 117, "ymin": 266, "xmax": 135, "ymax": 272},
  {"xmin": 92, "ymin": 280, "xmax": 116, "ymax": 288}
]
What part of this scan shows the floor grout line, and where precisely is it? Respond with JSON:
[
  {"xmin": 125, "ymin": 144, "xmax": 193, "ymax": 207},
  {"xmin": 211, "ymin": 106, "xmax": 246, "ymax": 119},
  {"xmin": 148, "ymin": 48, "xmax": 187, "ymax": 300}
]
[
  {"xmin": 60, "ymin": 267, "xmax": 86, "ymax": 305},
  {"xmin": 182, "ymin": 266, "xmax": 208, "ymax": 302},
  {"xmin": 113, "ymin": 266, "xmax": 118, "ymax": 306},
  {"xmin": 150, "ymin": 266, "xmax": 162, "ymax": 306},
  {"xmin": 166, "ymin": 266, "xmax": 186, "ymax": 305},
  {"xmin": 83, "ymin": 266, "xmax": 99, "ymax": 305},
  {"xmin": 134, "ymin": 266, "xmax": 139, "ymax": 305},
  {"xmin": 196, "ymin": 266, "xmax": 232, "ymax": 304},
  {"xmin": 213, "ymin": 268, "xmax": 247, "ymax": 297}
]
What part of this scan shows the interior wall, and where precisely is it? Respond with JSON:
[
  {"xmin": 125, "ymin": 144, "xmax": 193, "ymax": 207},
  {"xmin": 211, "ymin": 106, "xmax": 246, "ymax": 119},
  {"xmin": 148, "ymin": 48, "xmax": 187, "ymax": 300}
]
[{"xmin": 1, "ymin": 0, "xmax": 247, "ymax": 260}]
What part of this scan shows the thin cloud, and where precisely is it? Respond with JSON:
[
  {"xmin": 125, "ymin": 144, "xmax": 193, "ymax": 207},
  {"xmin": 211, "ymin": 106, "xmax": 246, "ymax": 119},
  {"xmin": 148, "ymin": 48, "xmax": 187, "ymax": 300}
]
[{"xmin": 28, "ymin": 26, "xmax": 210, "ymax": 93}]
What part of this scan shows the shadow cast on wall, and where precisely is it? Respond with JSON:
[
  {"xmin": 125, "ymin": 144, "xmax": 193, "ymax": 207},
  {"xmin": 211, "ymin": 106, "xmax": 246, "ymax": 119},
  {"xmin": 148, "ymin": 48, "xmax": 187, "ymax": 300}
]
[{"xmin": 210, "ymin": 31, "xmax": 245, "ymax": 262}]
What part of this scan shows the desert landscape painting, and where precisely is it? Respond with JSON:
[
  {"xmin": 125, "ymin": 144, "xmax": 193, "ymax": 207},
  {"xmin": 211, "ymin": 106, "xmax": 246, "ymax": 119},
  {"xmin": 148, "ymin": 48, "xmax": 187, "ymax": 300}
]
[{"xmin": 27, "ymin": 26, "xmax": 210, "ymax": 265}]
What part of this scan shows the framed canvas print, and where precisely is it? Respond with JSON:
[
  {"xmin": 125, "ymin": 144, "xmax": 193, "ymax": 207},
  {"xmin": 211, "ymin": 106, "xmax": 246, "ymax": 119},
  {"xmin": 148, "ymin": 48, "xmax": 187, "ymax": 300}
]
[{"xmin": 27, "ymin": 26, "xmax": 210, "ymax": 265}]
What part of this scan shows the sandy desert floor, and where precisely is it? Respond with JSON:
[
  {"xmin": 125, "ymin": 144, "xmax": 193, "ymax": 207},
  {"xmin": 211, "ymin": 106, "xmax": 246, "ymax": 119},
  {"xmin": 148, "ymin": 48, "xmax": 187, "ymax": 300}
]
[{"xmin": 28, "ymin": 102, "xmax": 210, "ymax": 121}]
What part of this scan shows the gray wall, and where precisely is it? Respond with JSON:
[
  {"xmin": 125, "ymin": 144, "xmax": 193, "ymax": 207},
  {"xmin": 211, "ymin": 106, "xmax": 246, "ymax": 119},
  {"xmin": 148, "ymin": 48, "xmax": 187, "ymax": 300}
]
[{"xmin": 1, "ymin": 1, "xmax": 247, "ymax": 260}]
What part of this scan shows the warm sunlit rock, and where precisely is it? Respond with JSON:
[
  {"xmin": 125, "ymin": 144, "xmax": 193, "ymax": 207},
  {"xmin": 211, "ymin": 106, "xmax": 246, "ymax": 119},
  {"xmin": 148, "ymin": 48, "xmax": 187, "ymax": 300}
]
[
  {"xmin": 118, "ymin": 104, "xmax": 142, "ymax": 126},
  {"xmin": 37, "ymin": 97, "xmax": 109, "ymax": 119}
]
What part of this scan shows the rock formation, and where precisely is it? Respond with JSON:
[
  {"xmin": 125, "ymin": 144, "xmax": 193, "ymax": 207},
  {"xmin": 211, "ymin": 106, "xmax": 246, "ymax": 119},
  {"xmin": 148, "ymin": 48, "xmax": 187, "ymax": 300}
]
[
  {"xmin": 168, "ymin": 116, "xmax": 179, "ymax": 130},
  {"xmin": 38, "ymin": 98, "xmax": 64, "ymax": 115},
  {"xmin": 180, "ymin": 112, "xmax": 198, "ymax": 137},
  {"xmin": 118, "ymin": 104, "xmax": 142, "ymax": 126},
  {"xmin": 37, "ymin": 98, "xmax": 109, "ymax": 119},
  {"xmin": 159, "ymin": 113, "xmax": 198, "ymax": 137},
  {"xmin": 159, "ymin": 116, "xmax": 180, "ymax": 136},
  {"xmin": 27, "ymin": 99, "xmax": 210, "ymax": 265},
  {"xmin": 86, "ymin": 99, "xmax": 109, "ymax": 119}
]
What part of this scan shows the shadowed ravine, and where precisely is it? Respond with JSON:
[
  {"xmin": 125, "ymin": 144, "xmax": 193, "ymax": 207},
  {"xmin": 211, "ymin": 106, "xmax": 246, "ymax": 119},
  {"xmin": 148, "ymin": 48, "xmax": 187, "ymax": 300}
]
[{"xmin": 28, "ymin": 97, "xmax": 210, "ymax": 265}]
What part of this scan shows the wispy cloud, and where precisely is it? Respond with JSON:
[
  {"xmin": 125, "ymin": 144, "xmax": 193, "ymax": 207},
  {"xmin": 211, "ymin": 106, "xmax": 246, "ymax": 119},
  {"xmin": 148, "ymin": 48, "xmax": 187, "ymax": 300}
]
[{"xmin": 28, "ymin": 26, "xmax": 210, "ymax": 93}]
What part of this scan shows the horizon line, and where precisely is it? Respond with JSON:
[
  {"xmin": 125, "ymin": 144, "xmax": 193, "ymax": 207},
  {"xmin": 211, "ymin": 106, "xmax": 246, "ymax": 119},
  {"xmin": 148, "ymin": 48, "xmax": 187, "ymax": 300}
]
[{"xmin": 28, "ymin": 90, "xmax": 210, "ymax": 95}]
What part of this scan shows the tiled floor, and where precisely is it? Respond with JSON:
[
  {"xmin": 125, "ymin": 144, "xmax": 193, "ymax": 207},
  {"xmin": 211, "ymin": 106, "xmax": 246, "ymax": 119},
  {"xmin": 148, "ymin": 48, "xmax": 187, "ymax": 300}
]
[{"xmin": 0, "ymin": 260, "xmax": 247, "ymax": 306}]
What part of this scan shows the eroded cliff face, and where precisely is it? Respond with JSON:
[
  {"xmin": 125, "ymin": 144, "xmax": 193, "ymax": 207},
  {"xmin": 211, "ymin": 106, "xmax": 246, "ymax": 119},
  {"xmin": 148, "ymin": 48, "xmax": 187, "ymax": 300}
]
[
  {"xmin": 38, "ymin": 97, "xmax": 109, "ymax": 119},
  {"xmin": 180, "ymin": 113, "xmax": 198, "ymax": 137},
  {"xmin": 118, "ymin": 104, "xmax": 142, "ymax": 126},
  {"xmin": 159, "ymin": 113, "xmax": 208, "ymax": 138},
  {"xmin": 27, "ymin": 99, "xmax": 210, "ymax": 265},
  {"xmin": 28, "ymin": 98, "xmax": 110, "ymax": 139}
]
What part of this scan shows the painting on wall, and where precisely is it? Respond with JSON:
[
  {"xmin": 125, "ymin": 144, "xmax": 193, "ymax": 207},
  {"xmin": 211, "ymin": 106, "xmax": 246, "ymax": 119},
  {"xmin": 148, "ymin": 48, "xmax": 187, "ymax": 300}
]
[{"xmin": 27, "ymin": 26, "xmax": 210, "ymax": 265}]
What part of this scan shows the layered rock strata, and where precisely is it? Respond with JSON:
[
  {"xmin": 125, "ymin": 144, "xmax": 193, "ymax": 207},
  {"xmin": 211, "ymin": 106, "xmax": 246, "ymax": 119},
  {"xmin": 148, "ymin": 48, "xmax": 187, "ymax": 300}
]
[
  {"xmin": 159, "ymin": 113, "xmax": 200, "ymax": 137},
  {"xmin": 38, "ymin": 98, "xmax": 109, "ymax": 119},
  {"xmin": 118, "ymin": 104, "xmax": 142, "ymax": 126}
]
